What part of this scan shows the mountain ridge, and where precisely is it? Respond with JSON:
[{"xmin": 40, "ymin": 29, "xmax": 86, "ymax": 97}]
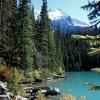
[{"xmin": 35, "ymin": 9, "xmax": 89, "ymax": 32}]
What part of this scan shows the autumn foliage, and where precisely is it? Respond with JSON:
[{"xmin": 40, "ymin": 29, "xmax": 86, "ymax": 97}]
[{"xmin": 0, "ymin": 66, "xmax": 24, "ymax": 82}]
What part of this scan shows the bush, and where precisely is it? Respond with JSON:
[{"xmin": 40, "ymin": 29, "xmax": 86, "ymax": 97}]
[
  {"xmin": 0, "ymin": 66, "xmax": 24, "ymax": 82},
  {"xmin": 8, "ymin": 67, "xmax": 25, "ymax": 95},
  {"xmin": 61, "ymin": 94, "xmax": 76, "ymax": 100},
  {"xmin": 56, "ymin": 67, "xmax": 64, "ymax": 75},
  {"xmin": 33, "ymin": 69, "xmax": 41, "ymax": 80},
  {"xmin": 36, "ymin": 90, "xmax": 45, "ymax": 100},
  {"xmin": 24, "ymin": 69, "xmax": 34, "ymax": 82},
  {"xmin": 0, "ymin": 67, "xmax": 12, "ymax": 82},
  {"xmin": 61, "ymin": 91, "xmax": 86, "ymax": 100},
  {"xmin": 40, "ymin": 68, "xmax": 53, "ymax": 79}
]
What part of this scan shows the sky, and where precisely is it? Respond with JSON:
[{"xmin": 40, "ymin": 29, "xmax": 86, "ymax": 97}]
[{"xmin": 32, "ymin": 0, "xmax": 91, "ymax": 23}]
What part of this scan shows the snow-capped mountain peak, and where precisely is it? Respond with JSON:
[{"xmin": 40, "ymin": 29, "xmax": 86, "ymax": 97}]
[
  {"xmin": 35, "ymin": 8, "xmax": 66, "ymax": 20},
  {"xmin": 34, "ymin": 9, "xmax": 89, "ymax": 27}
]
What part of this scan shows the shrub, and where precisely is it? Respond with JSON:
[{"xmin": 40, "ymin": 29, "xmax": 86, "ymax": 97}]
[
  {"xmin": 61, "ymin": 91, "xmax": 86, "ymax": 100},
  {"xmin": 36, "ymin": 90, "xmax": 45, "ymax": 100},
  {"xmin": 0, "ymin": 67, "xmax": 12, "ymax": 81},
  {"xmin": 56, "ymin": 67, "xmax": 64, "ymax": 75},
  {"xmin": 40, "ymin": 68, "xmax": 52, "ymax": 79},
  {"xmin": 33, "ymin": 69, "xmax": 41, "ymax": 80},
  {"xmin": 8, "ymin": 67, "xmax": 25, "ymax": 95},
  {"xmin": 61, "ymin": 94, "xmax": 76, "ymax": 100},
  {"xmin": 0, "ymin": 66, "xmax": 24, "ymax": 82},
  {"xmin": 24, "ymin": 71, "xmax": 33, "ymax": 82}
]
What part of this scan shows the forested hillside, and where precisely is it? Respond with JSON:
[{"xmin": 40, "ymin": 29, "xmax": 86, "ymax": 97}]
[
  {"xmin": 0, "ymin": 0, "xmax": 100, "ymax": 99},
  {"xmin": 0, "ymin": 0, "xmax": 100, "ymax": 80},
  {"xmin": 0, "ymin": 0, "xmax": 64, "ymax": 94}
]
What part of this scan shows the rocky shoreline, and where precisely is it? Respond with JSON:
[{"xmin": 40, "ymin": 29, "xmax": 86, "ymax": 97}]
[{"xmin": 0, "ymin": 75, "xmax": 70, "ymax": 100}]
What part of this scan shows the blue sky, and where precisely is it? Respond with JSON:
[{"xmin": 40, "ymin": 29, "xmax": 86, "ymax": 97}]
[{"xmin": 32, "ymin": 0, "xmax": 91, "ymax": 23}]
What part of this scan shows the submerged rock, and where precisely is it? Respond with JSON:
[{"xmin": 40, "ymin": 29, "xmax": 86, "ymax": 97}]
[{"xmin": 85, "ymin": 83, "xmax": 100, "ymax": 90}]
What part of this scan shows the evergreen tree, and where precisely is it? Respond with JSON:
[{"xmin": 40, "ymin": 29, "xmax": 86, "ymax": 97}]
[
  {"xmin": 18, "ymin": 0, "xmax": 34, "ymax": 80},
  {"xmin": 30, "ymin": 6, "xmax": 36, "ymax": 68},
  {"xmin": 0, "ymin": 0, "xmax": 17, "ymax": 67},
  {"xmin": 81, "ymin": 0, "xmax": 100, "ymax": 26},
  {"xmin": 47, "ymin": 21, "xmax": 58, "ymax": 71},
  {"xmin": 37, "ymin": 0, "xmax": 49, "ymax": 68},
  {"xmin": 8, "ymin": 67, "xmax": 25, "ymax": 95},
  {"xmin": 54, "ymin": 24, "xmax": 64, "ymax": 72},
  {"xmin": 35, "ymin": 16, "xmax": 40, "ymax": 49},
  {"xmin": 10, "ymin": 0, "xmax": 19, "ymax": 66},
  {"xmin": 35, "ymin": 0, "xmax": 58, "ymax": 70},
  {"xmin": 8, "ymin": 67, "xmax": 20, "ymax": 94},
  {"xmin": 31, "ymin": 6, "xmax": 36, "ymax": 41}
]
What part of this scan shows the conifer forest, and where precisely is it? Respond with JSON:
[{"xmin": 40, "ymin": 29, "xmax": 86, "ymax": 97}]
[{"xmin": 0, "ymin": 0, "xmax": 100, "ymax": 100}]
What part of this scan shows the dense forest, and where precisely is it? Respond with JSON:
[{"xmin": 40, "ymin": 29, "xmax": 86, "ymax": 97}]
[
  {"xmin": 0, "ymin": 0, "xmax": 100, "ymax": 97},
  {"xmin": 0, "ymin": 0, "xmax": 65, "ymax": 93}
]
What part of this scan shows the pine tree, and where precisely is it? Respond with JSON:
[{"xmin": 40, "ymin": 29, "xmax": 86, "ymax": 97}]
[
  {"xmin": 47, "ymin": 21, "xmax": 58, "ymax": 71},
  {"xmin": 10, "ymin": 0, "xmax": 19, "ymax": 67},
  {"xmin": 36, "ymin": 0, "xmax": 49, "ymax": 68},
  {"xmin": 81, "ymin": 0, "xmax": 100, "ymax": 26},
  {"xmin": 35, "ymin": 0, "xmax": 58, "ymax": 70},
  {"xmin": 0, "ymin": 0, "xmax": 17, "ymax": 67},
  {"xmin": 18, "ymin": 0, "xmax": 34, "ymax": 80},
  {"xmin": 35, "ymin": 16, "xmax": 40, "ymax": 49},
  {"xmin": 8, "ymin": 67, "xmax": 19, "ymax": 94},
  {"xmin": 30, "ymin": 6, "xmax": 36, "ymax": 69},
  {"xmin": 54, "ymin": 24, "xmax": 64, "ymax": 72},
  {"xmin": 8, "ymin": 67, "xmax": 25, "ymax": 95}
]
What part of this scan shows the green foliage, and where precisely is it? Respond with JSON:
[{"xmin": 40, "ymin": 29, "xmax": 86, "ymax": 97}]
[
  {"xmin": 0, "ymin": 57, "xmax": 6, "ymax": 66},
  {"xmin": 0, "ymin": 0, "xmax": 18, "ymax": 67},
  {"xmin": 24, "ymin": 67, "xmax": 34, "ymax": 81},
  {"xmin": 35, "ymin": 0, "xmax": 49, "ymax": 68},
  {"xmin": 33, "ymin": 69, "xmax": 41, "ymax": 80},
  {"xmin": 62, "ymin": 34, "xmax": 82, "ymax": 71},
  {"xmin": 17, "ymin": 0, "xmax": 35, "ymax": 80},
  {"xmin": 54, "ymin": 24, "xmax": 65, "ymax": 71},
  {"xmin": 56, "ymin": 67, "xmax": 64, "ymax": 75},
  {"xmin": 81, "ymin": 0, "xmax": 100, "ymax": 26},
  {"xmin": 36, "ymin": 90, "xmax": 45, "ymax": 100},
  {"xmin": 40, "ymin": 68, "xmax": 52, "ymax": 79},
  {"xmin": 35, "ymin": 0, "xmax": 58, "ymax": 70},
  {"xmin": 8, "ymin": 67, "xmax": 25, "ymax": 95},
  {"xmin": 48, "ymin": 29, "xmax": 58, "ymax": 70},
  {"xmin": 71, "ymin": 34, "xmax": 100, "ymax": 55}
]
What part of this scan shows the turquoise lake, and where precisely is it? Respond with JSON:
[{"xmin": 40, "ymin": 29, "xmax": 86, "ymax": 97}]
[{"xmin": 45, "ymin": 72, "xmax": 100, "ymax": 100}]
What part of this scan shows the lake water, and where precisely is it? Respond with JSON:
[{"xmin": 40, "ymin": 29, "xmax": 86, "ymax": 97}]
[{"xmin": 45, "ymin": 72, "xmax": 100, "ymax": 100}]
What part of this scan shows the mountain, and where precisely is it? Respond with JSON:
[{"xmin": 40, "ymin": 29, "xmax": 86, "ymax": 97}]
[{"xmin": 35, "ymin": 9, "xmax": 89, "ymax": 32}]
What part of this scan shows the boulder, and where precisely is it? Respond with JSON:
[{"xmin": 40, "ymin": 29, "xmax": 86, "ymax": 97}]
[
  {"xmin": 45, "ymin": 89, "xmax": 60, "ymax": 96},
  {"xmin": 30, "ymin": 86, "xmax": 60, "ymax": 97},
  {"xmin": 0, "ymin": 86, "xmax": 6, "ymax": 95}
]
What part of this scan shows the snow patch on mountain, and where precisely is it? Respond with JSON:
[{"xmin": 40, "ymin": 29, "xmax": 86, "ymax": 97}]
[
  {"xmin": 48, "ymin": 9, "xmax": 66, "ymax": 20},
  {"xmin": 34, "ymin": 9, "xmax": 89, "ymax": 27},
  {"xmin": 72, "ymin": 19, "xmax": 89, "ymax": 27}
]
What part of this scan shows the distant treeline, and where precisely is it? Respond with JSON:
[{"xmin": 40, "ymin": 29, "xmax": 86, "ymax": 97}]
[{"xmin": 54, "ymin": 25, "xmax": 100, "ymax": 71}]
